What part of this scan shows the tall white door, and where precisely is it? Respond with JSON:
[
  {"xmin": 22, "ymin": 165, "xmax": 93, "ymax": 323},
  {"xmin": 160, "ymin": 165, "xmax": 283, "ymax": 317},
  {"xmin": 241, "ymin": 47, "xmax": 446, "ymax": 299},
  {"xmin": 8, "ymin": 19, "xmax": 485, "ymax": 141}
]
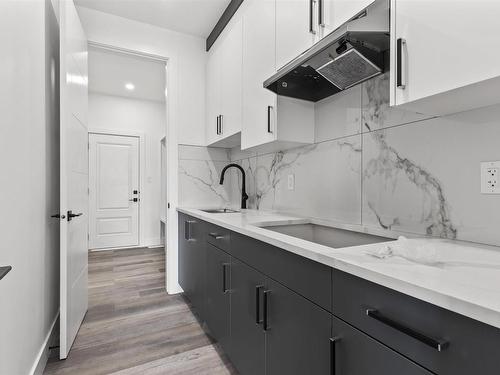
[
  {"xmin": 89, "ymin": 134, "xmax": 140, "ymax": 249},
  {"xmin": 59, "ymin": 0, "xmax": 89, "ymax": 359}
]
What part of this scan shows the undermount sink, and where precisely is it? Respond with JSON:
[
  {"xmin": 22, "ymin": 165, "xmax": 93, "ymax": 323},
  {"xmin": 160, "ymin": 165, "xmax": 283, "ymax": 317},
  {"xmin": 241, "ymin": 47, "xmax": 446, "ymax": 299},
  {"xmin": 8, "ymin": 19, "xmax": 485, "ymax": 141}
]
[
  {"xmin": 260, "ymin": 223, "xmax": 394, "ymax": 248},
  {"xmin": 201, "ymin": 208, "xmax": 240, "ymax": 214}
]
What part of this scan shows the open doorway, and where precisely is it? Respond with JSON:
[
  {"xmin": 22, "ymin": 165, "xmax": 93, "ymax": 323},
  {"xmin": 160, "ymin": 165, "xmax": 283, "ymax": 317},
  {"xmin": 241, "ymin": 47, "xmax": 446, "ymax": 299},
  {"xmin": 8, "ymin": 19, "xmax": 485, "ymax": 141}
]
[{"xmin": 87, "ymin": 45, "xmax": 167, "ymax": 251}]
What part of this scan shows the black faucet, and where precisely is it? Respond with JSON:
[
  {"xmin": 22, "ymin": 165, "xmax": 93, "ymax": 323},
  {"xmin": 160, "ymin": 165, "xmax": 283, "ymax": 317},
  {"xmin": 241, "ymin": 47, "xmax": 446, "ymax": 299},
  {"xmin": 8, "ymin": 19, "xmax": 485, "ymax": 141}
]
[{"xmin": 220, "ymin": 163, "xmax": 248, "ymax": 209}]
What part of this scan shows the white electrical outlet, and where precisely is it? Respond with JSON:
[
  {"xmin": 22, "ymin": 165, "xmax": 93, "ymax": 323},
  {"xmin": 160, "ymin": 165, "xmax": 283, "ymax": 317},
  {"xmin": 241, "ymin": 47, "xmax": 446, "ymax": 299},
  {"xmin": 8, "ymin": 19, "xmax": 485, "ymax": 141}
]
[
  {"xmin": 287, "ymin": 174, "xmax": 295, "ymax": 190},
  {"xmin": 481, "ymin": 161, "xmax": 500, "ymax": 194}
]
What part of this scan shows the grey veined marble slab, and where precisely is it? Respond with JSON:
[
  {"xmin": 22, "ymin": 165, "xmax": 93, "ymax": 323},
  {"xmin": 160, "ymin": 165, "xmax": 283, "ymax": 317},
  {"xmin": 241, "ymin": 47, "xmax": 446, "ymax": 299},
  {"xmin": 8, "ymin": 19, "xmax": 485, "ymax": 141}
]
[{"xmin": 178, "ymin": 207, "xmax": 500, "ymax": 330}]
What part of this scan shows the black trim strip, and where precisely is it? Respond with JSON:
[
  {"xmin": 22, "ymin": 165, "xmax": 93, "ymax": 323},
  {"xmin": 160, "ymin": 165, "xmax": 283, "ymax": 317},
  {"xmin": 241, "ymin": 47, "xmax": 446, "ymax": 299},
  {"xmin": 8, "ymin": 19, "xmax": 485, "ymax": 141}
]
[{"xmin": 206, "ymin": 0, "xmax": 244, "ymax": 51}]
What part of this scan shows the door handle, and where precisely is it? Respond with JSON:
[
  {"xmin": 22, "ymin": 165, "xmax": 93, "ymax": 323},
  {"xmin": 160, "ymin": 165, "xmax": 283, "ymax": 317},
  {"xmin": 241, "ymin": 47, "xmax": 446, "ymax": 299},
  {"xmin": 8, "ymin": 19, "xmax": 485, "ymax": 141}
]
[
  {"xmin": 185, "ymin": 220, "xmax": 196, "ymax": 241},
  {"xmin": 129, "ymin": 198, "xmax": 139, "ymax": 202},
  {"xmin": 67, "ymin": 210, "xmax": 83, "ymax": 222},
  {"xmin": 309, "ymin": 0, "xmax": 316, "ymax": 34},
  {"xmin": 263, "ymin": 290, "xmax": 270, "ymax": 331},
  {"xmin": 208, "ymin": 233, "xmax": 224, "ymax": 240},
  {"xmin": 222, "ymin": 263, "xmax": 230, "ymax": 293},
  {"xmin": 51, "ymin": 213, "xmax": 66, "ymax": 219},
  {"xmin": 318, "ymin": 0, "xmax": 324, "ymax": 27},
  {"xmin": 366, "ymin": 309, "xmax": 448, "ymax": 351},
  {"xmin": 396, "ymin": 38, "xmax": 407, "ymax": 89},
  {"xmin": 267, "ymin": 106, "xmax": 273, "ymax": 134},
  {"xmin": 330, "ymin": 337, "xmax": 339, "ymax": 375},
  {"xmin": 255, "ymin": 285, "xmax": 264, "ymax": 324}
]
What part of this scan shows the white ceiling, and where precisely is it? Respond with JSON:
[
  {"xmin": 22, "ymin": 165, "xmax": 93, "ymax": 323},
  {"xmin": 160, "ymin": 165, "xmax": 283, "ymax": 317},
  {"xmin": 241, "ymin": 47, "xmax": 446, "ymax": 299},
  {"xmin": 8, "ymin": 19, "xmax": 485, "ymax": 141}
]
[
  {"xmin": 89, "ymin": 46, "xmax": 166, "ymax": 102},
  {"xmin": 75, "ymin": 0, "xmax": 231, "ymax": 37}
]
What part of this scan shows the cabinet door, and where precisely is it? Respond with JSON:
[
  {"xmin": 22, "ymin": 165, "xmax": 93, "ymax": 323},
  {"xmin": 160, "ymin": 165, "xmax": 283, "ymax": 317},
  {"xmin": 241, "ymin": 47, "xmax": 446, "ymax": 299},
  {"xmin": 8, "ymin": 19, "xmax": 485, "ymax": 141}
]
[
  {"xmin": 332, "ymin": 317, "xmax": 433, "ymax": 375},
  {"xmin": 393, "ymin": 1, "xmax": 500, "ymax": 110},
  {"xmin": 206, "ymin": 44, "xmax": 221, "ymax": 145},
  {"xmin": 230, "ymin": 258, "xmax": 266, "ymax": 375},
  {"xmin": 178, "ymin": 215, "xmax": 206, "ymax": 316},
  {"xmin": 242, "ymin": 0, "xmax": 277, "ymax": 150},
  {"xmin": 276, "ymin": 0, "xmax": 316, "ymax": 70},
  {"xmin": 265, "ymin": 278, "xmax": 332, "ymax": 375},
  {"xmin": 220, "ymin": 17, "xmax": 243, "ymax": 139},
  {"xmin": 205, "ymin": 244, "xmax": 231, "ymax": 352},
  {"xmin": 319, "ymin": 0, "xmax": 374, "ymax": 37},
  {"xmin": 178, "ymin": 215, "xmax": 193, "ymax": 295}
]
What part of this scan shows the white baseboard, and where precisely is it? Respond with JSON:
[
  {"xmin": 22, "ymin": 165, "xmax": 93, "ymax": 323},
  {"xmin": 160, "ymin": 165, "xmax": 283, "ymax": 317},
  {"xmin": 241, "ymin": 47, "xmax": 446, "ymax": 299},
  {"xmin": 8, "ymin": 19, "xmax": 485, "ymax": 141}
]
[{"xmin": 30, "ymin": 312, "xmax": 59, "ymax": 375}]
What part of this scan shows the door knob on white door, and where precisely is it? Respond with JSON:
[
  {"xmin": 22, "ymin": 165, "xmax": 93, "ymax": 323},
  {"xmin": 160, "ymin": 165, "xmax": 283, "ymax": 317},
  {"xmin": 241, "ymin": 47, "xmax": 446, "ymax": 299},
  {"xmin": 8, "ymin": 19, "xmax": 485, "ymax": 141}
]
[{"xmin": 67, "ymin": 210, "xmax": 83, "ymax": 221}]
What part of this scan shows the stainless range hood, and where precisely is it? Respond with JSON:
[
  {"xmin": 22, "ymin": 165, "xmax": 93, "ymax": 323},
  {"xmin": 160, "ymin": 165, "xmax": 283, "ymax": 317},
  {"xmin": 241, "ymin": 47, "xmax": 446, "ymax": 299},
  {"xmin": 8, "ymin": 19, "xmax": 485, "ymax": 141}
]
[{"xmin": 264, "ymin": 0, "xmax": 389, "ymax": 102}]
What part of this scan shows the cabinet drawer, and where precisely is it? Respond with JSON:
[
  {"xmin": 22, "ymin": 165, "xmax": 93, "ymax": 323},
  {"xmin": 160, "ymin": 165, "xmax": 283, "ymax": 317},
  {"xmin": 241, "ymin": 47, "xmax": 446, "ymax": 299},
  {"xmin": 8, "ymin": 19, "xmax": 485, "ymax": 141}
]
[
  {"xmin": 231, "ymin": 232, "xmax": 331, "ymax": 312},
  {"xmin": 333, "ymin": 270, "xmax": 500, "ymax": 375},
  {"xmin": 205, "ymin": 222, "xmax": 230, "ymax": 252},
  {"xmin": 332, "ymin": 317, "xmax": 432, "ymax": 375}
]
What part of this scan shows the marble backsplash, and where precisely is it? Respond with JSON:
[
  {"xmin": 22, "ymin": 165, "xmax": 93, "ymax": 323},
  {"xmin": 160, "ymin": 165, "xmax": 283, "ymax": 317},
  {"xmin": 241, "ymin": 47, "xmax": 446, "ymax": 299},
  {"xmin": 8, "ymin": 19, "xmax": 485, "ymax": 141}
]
[{"xmin": 179, "ymin": 72, "xmax": 500, "ymax": 247}]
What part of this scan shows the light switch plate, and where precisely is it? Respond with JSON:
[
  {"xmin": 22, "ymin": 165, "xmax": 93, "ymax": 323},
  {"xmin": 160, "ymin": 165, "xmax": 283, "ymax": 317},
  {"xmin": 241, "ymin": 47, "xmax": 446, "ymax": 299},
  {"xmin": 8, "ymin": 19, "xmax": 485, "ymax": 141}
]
[
  {"xmin": 287, "ymin": 174, "xmax": 295, "ymax": 190},
  {"xmin": 481, "ymin": 161, "xmax": 500, "ymax": 194}
]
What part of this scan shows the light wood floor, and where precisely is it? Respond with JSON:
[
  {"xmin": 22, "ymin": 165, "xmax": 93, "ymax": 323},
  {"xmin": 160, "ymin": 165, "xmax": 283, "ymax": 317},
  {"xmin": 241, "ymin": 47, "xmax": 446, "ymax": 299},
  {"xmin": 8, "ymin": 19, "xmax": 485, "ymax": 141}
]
[{"xmin": 44, "ymin": 247, "xmax": 237, "ymax": 375}]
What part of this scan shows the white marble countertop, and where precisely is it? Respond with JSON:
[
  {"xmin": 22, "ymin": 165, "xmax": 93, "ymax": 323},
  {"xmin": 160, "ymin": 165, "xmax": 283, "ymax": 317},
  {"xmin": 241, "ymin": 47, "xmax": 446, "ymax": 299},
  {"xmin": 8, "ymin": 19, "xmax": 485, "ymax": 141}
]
[{"xmin": 178, "ymin": 207, "xmax": 500, "ymax": 330}]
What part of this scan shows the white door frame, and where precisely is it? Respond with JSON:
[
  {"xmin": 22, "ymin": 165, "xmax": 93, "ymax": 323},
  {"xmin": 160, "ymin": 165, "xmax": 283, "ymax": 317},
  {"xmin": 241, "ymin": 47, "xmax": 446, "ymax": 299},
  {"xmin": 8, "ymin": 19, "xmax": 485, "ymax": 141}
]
[
  {"xmin": 88, "ymin": 129, "xmax": 145, "ymax": 249},
  {"xmin": 87, "ymin": 41, "xmax": 181, "ymax": 294}
]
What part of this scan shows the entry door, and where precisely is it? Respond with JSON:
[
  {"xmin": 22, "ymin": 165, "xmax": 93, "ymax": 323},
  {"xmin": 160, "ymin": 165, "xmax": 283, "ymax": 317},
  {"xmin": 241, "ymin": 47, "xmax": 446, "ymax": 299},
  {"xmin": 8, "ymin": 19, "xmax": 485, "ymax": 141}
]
[
  {"xmin": 59, "ymin": 0, "xmax": 89, "ymax": 359},
  {"xmin": 89, "ymin": 133, "xmax": 140, "ymax": 249}
]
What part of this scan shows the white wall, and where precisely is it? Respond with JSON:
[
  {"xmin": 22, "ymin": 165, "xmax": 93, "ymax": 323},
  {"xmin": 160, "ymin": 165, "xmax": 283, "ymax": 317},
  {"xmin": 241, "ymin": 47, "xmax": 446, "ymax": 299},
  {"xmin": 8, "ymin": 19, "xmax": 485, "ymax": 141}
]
[
  {"xmin": 0, "ymin": 0, "xmax": 60, "ymax": 373},
  {"xmin": 76, "ymin": 6, "xmax": 206, "ymax": 146},
  {"xmin": 89, "ymin": 93, "xmax": 165, "ymax": 247}
]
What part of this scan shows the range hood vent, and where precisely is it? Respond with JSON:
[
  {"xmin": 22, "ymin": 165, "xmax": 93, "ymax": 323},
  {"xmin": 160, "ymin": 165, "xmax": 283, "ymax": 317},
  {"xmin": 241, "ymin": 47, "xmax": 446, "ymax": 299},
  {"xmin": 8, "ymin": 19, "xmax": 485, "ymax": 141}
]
[{"xmin": 264, "ymin": 0, "xmax": 389, "ymax": 102}]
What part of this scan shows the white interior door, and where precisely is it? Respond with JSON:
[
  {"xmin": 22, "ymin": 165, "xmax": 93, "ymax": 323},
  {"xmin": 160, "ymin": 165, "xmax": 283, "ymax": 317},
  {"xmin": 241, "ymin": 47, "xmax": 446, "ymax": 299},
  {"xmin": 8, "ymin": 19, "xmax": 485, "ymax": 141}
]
[
  {"xmin": 89, "ymin": 133, "xmax": 140, "ymax": 249},
  {"xmin": 59, "ymin": 0, "xmax": 89, "ymax": 359}
]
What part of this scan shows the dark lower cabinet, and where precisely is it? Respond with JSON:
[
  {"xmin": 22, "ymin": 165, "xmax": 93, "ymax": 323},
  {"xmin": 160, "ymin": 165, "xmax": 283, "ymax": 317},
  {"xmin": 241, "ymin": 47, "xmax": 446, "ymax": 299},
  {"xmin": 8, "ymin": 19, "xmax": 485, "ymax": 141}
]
[
  {"xmin": 205, "ymin": 243, "xmax": 231, "ymax": 353},
  {"xmin": 230, "ymin": 258, "xmax": 266, "ymax": 375},
  {"xmin": 178, "ymin": 214, "xmax": 206, "ymax": 316},
  {"xmin": 179, "ymin": 214, "xmax": 498, "ymax": 375},
  {"xmin": 332, "ymin": 317, "xmax": 433, "ymax": 375},
  {"xmin": 266, "ymin": 278, "xmax": 332, "ymax": 375}
]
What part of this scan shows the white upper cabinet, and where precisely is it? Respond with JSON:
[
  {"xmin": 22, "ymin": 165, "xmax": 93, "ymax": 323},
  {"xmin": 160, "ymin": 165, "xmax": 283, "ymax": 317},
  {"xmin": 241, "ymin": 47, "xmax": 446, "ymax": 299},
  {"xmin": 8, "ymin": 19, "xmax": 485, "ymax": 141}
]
[
  {"xmin": 242, "ymin": 0, "xmax": 315, "ymax": 151},
  {"xmin": 242, "ymin": 0, "xmax": 277, "ymax": 149},
  {"xmin": 319, "ymin": 0, "xmax": 374, "ymax": 37},
  {"xmin": 206, "ymin": 18, "xmax": 243, "ymax": 147},
  {"xmin": 391, "ymin": 0, "xmax": 500, "ymax": 115},
  {"xmin": 206, "ymin": 43, "xmax": 222, "ymax": 145},
  {"xmin": 276, "ymin": 0, "xmax": 317, "ymax": 70}
]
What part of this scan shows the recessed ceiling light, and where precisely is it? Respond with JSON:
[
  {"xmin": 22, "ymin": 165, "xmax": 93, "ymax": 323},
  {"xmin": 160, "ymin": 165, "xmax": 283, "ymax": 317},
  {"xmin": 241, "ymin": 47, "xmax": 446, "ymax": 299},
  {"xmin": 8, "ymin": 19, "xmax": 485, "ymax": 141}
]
[{"xmin": 125, "ymin": 83, "xmax": 135, "ymax": 91}]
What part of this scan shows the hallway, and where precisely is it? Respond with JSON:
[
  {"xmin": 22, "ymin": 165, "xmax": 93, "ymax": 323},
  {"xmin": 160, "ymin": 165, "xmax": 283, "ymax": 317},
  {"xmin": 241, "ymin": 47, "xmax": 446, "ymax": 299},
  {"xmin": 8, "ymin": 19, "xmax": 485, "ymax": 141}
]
[{"xmin": 44, "ymin": 248, "xmax": 236, "ymax": 375}]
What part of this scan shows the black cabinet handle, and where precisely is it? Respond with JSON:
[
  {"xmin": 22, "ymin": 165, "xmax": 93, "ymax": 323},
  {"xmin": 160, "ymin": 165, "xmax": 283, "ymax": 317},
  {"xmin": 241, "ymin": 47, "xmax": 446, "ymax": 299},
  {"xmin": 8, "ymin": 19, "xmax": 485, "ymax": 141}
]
[
  {"xmin": 263, "ymin": 290, "xmax": 270, "ymax": 331},
  {"xmin": 330, "ymin": 337, "xmax": 339, "ymax": 375},
  {"xmin": 222, "ymin": 263, "xmax": 229, "ymax": 293},
  {"xmin": 309, "ymin": 0, "xmax": 316, "ymax": 34},
  {"xmin": 267, "ymin": 106, "xmax": 273, "ymax": 133},
  {"xmin": 366, "ymin": 309, "xmax": 448, "ymax": 352},
  {"xmin": 220, "ymin": 114, "xmax": 223, "ymax": 135},
  {"xmin": 208, "ymin": 233, "xmax": 224, "ymax": 240},
  {"xmin": 216, "ymin": 115, "xmax": 220, "ymax": 135},
  {"xmin": 396, "ymin": 38, "xmax": 406, "ymax": 89},
  {"xmin": 318, "ymin": 0, "xmax": 324, "ymax": 26},
  {"xmin": 255, "ymin": 285, "xmax": 264, "ymax": 324},
  {"xmin": 185, "ymin": 220, "xmax": 196, "ymax": 241}
]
